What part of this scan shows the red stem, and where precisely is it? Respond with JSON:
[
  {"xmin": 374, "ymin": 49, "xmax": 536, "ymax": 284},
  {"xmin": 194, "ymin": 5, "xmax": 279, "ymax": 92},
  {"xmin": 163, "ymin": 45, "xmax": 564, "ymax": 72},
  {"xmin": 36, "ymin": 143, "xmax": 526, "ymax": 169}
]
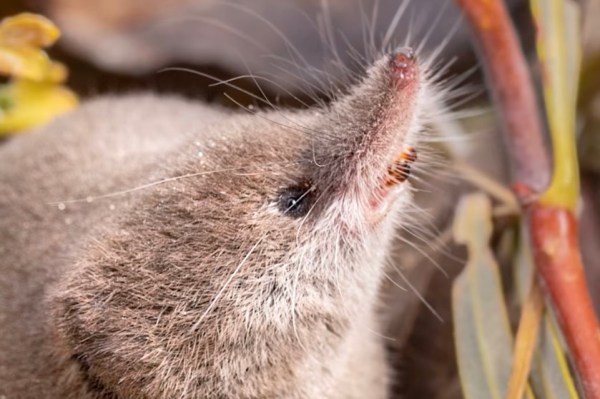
[
  {"xmin": 456, "ymin": 0, "xmax": 550, "ymax": 192},
  {"xmin": 530, "ymin": 205, "xmax": 600, "ymax": 398}
]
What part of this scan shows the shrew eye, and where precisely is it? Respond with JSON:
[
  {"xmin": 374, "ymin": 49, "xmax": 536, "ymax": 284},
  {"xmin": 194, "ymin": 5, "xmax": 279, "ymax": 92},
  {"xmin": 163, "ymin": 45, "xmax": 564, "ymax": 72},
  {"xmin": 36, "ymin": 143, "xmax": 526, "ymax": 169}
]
[{"xmin": 277, "ymin": 184, "xmax": 314, "ymax": 218}]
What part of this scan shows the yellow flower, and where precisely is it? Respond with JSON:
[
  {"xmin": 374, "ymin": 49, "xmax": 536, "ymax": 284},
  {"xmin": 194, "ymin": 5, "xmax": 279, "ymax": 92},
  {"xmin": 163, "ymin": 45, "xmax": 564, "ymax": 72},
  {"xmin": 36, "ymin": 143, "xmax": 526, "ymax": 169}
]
[
  {"xmin": 0, "ymin": 13, "xmax": 78, "ymax": 135},
  {"xmin": 0, "ymin": 80, "xmax": 78, "ymax": 133}
]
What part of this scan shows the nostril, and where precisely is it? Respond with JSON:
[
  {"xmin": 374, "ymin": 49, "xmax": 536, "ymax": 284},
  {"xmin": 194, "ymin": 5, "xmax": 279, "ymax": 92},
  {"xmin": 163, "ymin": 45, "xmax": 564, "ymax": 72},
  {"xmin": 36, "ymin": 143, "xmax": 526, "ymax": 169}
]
[
  {"xmin": 393, "ymin": 47, "xmax": 415, "ymax": 60},
  {"xmin": 389, "ymin": 47, "xmax": 417, "ymax": 85},
  {"xmin": 392, "ymin": 47, "xmax": 415, "ymax": 64}
]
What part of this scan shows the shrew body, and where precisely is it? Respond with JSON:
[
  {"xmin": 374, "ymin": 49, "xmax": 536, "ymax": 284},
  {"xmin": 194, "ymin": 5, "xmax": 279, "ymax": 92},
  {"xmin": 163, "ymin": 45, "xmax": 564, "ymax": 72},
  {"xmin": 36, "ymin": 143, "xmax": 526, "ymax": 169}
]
[{"xmin": 0, "ymin": 49, "xmax": 432, "ymax": 398}]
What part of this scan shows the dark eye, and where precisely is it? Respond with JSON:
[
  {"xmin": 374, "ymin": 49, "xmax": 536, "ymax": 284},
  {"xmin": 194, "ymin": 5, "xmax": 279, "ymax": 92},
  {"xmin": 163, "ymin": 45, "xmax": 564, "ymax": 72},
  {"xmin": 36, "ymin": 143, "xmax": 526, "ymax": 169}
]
[{"xmin": 278, "ymin": 185, "xmax": 314, "ymax": 218}]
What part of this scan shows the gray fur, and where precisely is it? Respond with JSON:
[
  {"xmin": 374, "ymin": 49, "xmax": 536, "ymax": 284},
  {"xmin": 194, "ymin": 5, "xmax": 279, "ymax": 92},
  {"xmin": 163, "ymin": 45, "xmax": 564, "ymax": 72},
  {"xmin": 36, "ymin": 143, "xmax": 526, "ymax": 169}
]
[{"xmin": 0, "ymin": 51, "xmax": 428, "ymax": 398}]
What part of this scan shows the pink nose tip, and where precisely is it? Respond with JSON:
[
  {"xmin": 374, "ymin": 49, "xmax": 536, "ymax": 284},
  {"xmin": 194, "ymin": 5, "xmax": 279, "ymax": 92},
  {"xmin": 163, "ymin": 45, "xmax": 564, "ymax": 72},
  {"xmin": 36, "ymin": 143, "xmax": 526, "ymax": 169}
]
[
  {"xmin": 390, "ymin": 47, "xmax": 417, "ymax": 86},
  {"xmin": 392, "ymin": 47, "xmax": 415, "ymax": 62}
]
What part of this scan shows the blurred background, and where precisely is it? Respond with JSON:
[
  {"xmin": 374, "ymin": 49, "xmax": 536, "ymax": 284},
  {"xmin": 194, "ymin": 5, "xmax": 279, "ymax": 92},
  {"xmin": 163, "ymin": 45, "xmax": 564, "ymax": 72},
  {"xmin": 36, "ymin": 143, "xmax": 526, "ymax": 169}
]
[{"xmin": 1, "ymin": 0, "xmax": 530, "ymax": 101}]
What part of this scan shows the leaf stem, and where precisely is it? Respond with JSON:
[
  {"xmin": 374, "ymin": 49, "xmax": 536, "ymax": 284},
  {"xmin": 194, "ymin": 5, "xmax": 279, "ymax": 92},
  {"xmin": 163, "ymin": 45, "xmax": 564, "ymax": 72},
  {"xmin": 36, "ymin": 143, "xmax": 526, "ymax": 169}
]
[{"xmin": 505, "ymin": 276, "xmax": 543, "ymax": 399}]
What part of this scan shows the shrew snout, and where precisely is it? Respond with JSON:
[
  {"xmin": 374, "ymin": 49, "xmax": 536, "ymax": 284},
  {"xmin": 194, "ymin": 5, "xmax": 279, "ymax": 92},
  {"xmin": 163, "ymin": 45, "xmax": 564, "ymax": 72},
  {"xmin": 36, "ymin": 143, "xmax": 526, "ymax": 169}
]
[
  {"xmin": 390, "ymin": 47, "xmax": 418, "ymax": 89},
  {"xmin": 288, "ymin": 46, "xmax": 425, "ymax": 225}
]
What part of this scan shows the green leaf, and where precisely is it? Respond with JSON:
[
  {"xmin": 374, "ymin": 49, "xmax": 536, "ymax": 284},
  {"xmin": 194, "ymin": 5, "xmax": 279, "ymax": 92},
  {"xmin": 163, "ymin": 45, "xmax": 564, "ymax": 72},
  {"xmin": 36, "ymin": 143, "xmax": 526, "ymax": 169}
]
[
  {"xmin": 513, "ymin": 230, "xmax": 580, "ymax": 399},
  {"xmin": 452, "ymin": 194, "xmax": 533, "ymax": 399}
]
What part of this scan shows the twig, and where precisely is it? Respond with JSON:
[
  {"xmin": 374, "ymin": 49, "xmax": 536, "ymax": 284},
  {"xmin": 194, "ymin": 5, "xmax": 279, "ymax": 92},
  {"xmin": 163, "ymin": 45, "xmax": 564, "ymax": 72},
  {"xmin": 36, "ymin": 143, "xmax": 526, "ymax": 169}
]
[
  {"xmin": 505, "ymin": 276, "xmax": 544, "ymax": 399},
  {"xmin": 455, "ymin": 0, "xmax": 550, "ymax": 193},
  {"xmin": 529, "ymin": 205, "xmax": 600, "ymax": 397}
]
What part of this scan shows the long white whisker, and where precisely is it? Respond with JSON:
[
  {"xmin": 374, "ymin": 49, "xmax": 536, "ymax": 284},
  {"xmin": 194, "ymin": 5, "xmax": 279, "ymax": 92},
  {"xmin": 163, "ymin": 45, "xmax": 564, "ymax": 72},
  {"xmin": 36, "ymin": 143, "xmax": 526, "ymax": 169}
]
[
  {"xmin": 382, "ymin": 270, "xmax": 408, "ymax": 292},
  {"xmin": 190, "ymin": 232, "xmax": 268, "ymax": 332},
  {"xmin": 48, "ymin": 167, "xmax": 253, "ymax": 205},
  {"xmin": 395, "ymin": 232, "xmax": 449, "ymax": 278},
  {"xmin": 394, "ymin": 267, "xmax": 443, "ymax": 322},
  {"xmin": 381, "ymin": 0, "xmax": 410, "ymax": 51},
  {"xmin": 158, "ymin": 67, "xmax": 277, "ymax": 110}
]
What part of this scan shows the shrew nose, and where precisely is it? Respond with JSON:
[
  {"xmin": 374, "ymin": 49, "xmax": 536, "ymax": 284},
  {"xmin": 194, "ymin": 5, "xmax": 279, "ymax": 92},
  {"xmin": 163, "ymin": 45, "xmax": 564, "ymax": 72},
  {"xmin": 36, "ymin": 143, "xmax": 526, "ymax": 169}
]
[
  {"xmin": 392, "ymin": 47, "xmax": 415, "ymax": 63},
  {"xmin": 390, "ymin": 47, "xmax": 417, "ymax": 87}
]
